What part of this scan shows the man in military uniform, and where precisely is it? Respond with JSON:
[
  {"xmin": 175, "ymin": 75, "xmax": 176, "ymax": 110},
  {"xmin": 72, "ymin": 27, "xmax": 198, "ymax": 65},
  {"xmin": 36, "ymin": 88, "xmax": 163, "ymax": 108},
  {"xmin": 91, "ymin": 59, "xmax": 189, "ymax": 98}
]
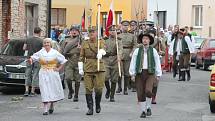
[
  {"xmin": 129, "ymin": 20, "xmax": 138, "ymax": 35},
  {"xmin": 129, "ymin": 20, "xmax": 139, "ymax": 92},
  {"xmin": 78, "ymin": 27, "xmax": 106, "ymax": 115},
  {"xmin": 104, "ymin": 25, "xmax": 123, "ymax": 102},
  {"xmin": 116, "ymin": 20, "xmax": 137, "ymax": 95},
  {"xmin": 61, "ymin": 25, "xmax": 82, "ymax": 102}
]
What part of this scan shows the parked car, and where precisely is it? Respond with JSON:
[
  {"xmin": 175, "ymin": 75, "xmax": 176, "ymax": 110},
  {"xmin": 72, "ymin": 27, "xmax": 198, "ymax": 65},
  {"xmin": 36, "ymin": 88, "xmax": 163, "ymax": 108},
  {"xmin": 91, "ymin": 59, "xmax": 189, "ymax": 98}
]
[
  {"xmin": 209, "ymin": 65, "xmax": 215, "ymax": 113},
  {"xmin": 0, "ymin": 39, "xmax": 65, "ymax": 88},
  {"xmin": 191, "ymin": 36, "xmax": 205, "ymax": 63},
  {"xmin": 196, "ymin": 38, "xmax": 215, "ymax": 70}
]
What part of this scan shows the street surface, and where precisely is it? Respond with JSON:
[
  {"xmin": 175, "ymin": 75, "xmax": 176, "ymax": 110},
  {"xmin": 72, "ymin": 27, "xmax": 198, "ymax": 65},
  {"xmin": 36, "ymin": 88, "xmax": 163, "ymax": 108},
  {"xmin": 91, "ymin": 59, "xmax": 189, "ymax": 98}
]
[{"xmin": 0, "ymin": 67, "xmax": 215, "ymax": 121}]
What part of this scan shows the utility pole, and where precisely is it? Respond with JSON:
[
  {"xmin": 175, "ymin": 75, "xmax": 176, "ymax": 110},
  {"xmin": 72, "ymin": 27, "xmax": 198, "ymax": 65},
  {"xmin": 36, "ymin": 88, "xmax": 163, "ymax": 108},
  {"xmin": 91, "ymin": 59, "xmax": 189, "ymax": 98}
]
[{"xmin": 47, "ymin": 0, "xmax": 51, "ymax": 38}]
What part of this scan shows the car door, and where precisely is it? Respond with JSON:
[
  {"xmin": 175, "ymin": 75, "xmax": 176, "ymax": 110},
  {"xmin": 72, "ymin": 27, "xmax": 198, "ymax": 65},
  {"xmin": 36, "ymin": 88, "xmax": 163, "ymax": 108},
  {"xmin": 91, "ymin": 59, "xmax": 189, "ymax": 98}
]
[{"xmin": 197, "ymin": 39, "xmax": 207, "ymax": 64}]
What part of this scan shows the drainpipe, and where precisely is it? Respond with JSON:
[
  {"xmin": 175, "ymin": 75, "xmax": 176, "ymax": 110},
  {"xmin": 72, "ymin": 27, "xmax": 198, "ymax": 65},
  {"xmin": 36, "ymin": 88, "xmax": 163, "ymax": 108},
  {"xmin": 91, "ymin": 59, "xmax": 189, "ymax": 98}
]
[
  {"xmin": 176, "ymin": 0, "xmax": 179, "ymax": 25},
  {"xmin": 47, "ymin": 0, "xmax": 51, "ymax": 38}
]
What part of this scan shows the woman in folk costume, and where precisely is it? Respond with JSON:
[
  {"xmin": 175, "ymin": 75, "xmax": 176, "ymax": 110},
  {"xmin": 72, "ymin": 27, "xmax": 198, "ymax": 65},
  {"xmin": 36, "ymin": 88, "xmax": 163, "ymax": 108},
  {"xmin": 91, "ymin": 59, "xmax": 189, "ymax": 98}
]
[
  {"xmin": 28, "ymin": 38, "xmax": 67, "ymax": 115},
  {"xmin": 129, "ymin": 33, "xmax": 162, "ymax": 118}
]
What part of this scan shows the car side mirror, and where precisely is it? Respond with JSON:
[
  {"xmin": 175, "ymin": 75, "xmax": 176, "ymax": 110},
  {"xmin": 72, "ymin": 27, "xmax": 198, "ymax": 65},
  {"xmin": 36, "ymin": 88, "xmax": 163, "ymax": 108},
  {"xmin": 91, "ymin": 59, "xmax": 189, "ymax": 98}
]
[{"xmin": 196, "ymin": 47, "xmax": 201, "ymax": 50}]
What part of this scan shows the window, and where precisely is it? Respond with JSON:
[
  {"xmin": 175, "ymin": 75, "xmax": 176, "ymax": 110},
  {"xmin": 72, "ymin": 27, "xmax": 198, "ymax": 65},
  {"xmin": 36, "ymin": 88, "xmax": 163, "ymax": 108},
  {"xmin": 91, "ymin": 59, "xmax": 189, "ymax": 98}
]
[
  {"xmin": 209, "ymin": 40, "xmax": 215, "ymax": 48},
  {"xmin": 193, "ymin": 5, "xmax": 203, "ymax": 27},
  {"xmin": 51, "ymin": 8, "xmax": 66, "ymax": 26},
  {"xmin": 115, "ymin": 11, "xmax": 122, "ymax": 25},
  {"xmin": 101, "ymin": 12, "xmax": 107, "ymax": 29}
]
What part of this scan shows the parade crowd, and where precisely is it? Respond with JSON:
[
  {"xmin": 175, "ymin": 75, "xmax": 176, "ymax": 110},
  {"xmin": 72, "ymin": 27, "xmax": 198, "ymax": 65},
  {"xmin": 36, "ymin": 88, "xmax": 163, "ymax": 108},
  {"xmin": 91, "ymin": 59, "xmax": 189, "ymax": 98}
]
[{"xmin": 23, "ymin": 20, "xmax": 196, "ymax": 118}]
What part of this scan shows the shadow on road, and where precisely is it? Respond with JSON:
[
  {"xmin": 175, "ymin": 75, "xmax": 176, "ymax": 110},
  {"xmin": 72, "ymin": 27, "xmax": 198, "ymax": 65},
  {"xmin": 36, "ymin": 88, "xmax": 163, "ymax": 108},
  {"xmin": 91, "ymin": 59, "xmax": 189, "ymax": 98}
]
[{"xmin": 0, "ymin": 86, "xmax": 25, "ymax": 95}]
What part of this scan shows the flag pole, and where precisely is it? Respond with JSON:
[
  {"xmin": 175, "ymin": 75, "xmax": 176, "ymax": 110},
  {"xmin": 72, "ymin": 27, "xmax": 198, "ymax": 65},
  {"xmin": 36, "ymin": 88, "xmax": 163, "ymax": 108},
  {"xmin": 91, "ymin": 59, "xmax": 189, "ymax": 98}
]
[{"xmin": 97, "ymin": 2, "xmax": 101, "ymax": 71}]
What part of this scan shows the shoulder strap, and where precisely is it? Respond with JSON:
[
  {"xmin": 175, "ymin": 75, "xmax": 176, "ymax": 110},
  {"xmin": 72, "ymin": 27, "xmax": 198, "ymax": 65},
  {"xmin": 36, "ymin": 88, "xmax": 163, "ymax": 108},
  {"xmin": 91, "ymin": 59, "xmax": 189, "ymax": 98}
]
[{"xmin": 87, "ymin": 42, "xmax": 97, "ymax": 55}]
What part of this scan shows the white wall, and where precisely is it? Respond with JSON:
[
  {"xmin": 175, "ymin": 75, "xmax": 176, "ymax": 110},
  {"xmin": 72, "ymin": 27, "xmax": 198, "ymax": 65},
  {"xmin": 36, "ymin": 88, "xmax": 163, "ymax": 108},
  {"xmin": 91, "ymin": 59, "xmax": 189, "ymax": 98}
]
[{"xmin": 147, "ymin": 0, "xmax": 178, "ymax": 28}]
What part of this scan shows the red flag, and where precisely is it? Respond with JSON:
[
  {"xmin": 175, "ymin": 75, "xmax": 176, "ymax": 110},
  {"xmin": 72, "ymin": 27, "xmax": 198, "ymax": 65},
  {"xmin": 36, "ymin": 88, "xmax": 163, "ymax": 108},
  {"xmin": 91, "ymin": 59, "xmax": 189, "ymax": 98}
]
[
  {"xmin": 105, "ymin": 1, "xmax": 114, "ymax": 36},
  {"xmin": 82, "ymin": 9, "xmax": 85, "ymax": 30}
]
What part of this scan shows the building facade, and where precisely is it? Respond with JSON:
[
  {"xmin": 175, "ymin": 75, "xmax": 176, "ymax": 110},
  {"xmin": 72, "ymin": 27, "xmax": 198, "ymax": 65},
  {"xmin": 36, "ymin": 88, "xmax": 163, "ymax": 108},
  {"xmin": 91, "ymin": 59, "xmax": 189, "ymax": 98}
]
[
  {"xmin": 90, "ymin": 0, "xmax": 147, "ymax": 29},
  {"xmin": 147, "ymin": 0, "xmax": 178, "ymax": 29},
  {"xmin": 52, "ymin": 0, "xmax": 147, "ymax": 29},
  {"xmin": 0, "ymin": 0, "xmax": 48, "ymax": 44},
  {"xmin": 178, "ymin": 0, "xmax": 215, "ymax": 38},
  {"xmin": 52, "ymin": 0, "xmax": 87, "ymax": 28}
]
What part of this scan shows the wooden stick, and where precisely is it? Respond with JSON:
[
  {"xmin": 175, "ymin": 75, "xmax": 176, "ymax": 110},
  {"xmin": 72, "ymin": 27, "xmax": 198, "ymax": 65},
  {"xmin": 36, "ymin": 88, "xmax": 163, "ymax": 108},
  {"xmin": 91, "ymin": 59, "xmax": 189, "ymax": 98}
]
[
  {"xmin": 97, "ymin": 3, "xmax": 101, "ymax": 71},
  {"xmin": 115, "ymin": 29, "xmax": 121, "ymax": 77}
]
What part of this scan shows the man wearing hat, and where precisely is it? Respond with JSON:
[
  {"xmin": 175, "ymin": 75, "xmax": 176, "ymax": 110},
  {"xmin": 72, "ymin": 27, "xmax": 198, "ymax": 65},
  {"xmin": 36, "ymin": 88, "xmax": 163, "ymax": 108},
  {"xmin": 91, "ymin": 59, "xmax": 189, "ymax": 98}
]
[
  {"xmin": 116, "ymin": 20, "xmax": 137, "ymax": 95},
  {"xmin": 169, "ymin": 29, "xmax": 194, "ymax": 81},
  {"xmin": 78, "ymin": 26, "xmax": 106, "ymax": 115},
  {"xmin": 178, "ymin": 28, "xmax": 194, "ymax": 81},
  {"xmin": 61, "ymin": 25, "xmax": 82, "ymax": 101},
  {"xmin": 104, "ymin": 25, "xmax": 123, "ymax": 102},
  {"xmin": 129, "ymin": 20, "xmax": 138, "ymax": 35},
  {"xmin": 129, "ymin": 33, "xmax": 162, "ymax": 118}
]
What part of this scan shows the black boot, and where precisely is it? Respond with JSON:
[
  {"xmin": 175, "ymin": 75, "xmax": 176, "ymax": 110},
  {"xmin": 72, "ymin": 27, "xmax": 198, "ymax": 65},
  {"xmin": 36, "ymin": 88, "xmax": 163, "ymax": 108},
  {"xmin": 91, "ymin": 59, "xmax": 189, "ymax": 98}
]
[
  {"xmin": 186, "ymin": 70, "xmax": 191, "ymax": 81},
  {"xmin": 116, "ymin": 77, "xmax": 122, "ymax": 93},
  {"xmin": 124, "ymin": 77, "xmax": 129, "ymax": 95},
  {"xmin": 173, "ymin": 68, "xmax": 177, "ymax": 78},
  {"xmin": 105, "ymin": 81, "xmax": 110, "ymax": 99},
  {"xmin": 152, "ymin": 86, "xmax": 158, "ymax": 104},
  {"xmin": 73, "ymin": 82, "xmax": 80, "ymax": 102},
  {"xmin": 131, "ymin": 81, "xmax": 136, "ymax": 92},
  {"xmin": 110, "ymin": 82, "xmax": 116, "ymax": 102},
  {"xmin": 67, "ymin": 80, "xmax": 74, "ymax": 99},
  {"xmin": 178, "ymin": 71, "xmax": 185, "ymax": 81},
  {"xmin": 95, "ymin": 93, "xmax": 102, "ymax": 113},
  {"xmin": 85, "ymin": 94, "xmax": 93, "ymax": 115},
  {"xmin": 140, "ymin": 111, "xmax": 146, "ymax": 118}
]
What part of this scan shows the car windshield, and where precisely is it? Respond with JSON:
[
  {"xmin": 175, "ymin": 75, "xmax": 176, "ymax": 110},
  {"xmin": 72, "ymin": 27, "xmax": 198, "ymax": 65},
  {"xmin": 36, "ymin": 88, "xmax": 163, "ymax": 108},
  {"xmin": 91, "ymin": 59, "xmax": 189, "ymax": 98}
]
[
  {"xmin": 194, "ymin": 37, "xmax": 205, "ymax": 48},
  {"xmin": 1, "ymin": 39, "xmax": 26, "ymax": 56},
  {"xmin": 209, "ymin": 39, "xmax": 215, "ymax": 48}
]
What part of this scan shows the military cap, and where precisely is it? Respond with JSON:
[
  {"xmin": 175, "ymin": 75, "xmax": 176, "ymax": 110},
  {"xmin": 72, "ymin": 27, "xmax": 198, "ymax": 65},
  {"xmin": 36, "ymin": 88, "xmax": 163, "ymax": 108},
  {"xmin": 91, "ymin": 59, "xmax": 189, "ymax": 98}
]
[
  {"xmin": 108, "ymin": 25, "xmax": 116, "ymax": 31},
  {"xmin": 130, "ymin": 20, "xmax": 137, "ymax": 26},
  {"xmin": 121, "ymin": 20, "xmax": 130, "ymax": 26},
  {"xmin": 88, "ymin": 26, "xmax": 98, "ymax": 33},
  {"xmin": 70, "ymin": 25, "xmax": 80, "ymax": 31}
]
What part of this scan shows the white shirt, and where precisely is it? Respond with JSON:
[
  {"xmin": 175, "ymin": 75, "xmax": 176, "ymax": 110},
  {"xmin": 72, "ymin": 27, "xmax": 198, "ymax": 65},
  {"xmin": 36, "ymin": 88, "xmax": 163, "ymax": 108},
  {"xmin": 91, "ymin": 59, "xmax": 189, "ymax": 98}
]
[
  {"xmin": 169, "ymin": 36, "xmax": 195, "ymax": 56},
  {"xmin": 129, "ymin": 47, "xmax": 162, "ymax": 77},
  {"xmin": 142, "ymin": 48, "xmax": 148, "ymax": 69}
]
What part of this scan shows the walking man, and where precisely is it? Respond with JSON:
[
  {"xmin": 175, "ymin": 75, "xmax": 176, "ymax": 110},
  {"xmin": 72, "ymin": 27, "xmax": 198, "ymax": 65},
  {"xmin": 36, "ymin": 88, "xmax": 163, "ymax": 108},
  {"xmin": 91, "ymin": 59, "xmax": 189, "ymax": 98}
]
[
  {"xmin": 116, "ymin": 20, "xmax": 136, "ymax": 95},
  {"xmin": 78, "ymin": 27, "xmax": 106, "ymax": 115},
  {"xmin": 129, "ymin": 33, "xmax": 162, "ymax": 118},
  {"xmin": 104, "ymin": 25, "xmax": 123, "ymax": 102},
  {"xmin": 61, "ymin": 25, "xmax": 82, "ymax": 101}
]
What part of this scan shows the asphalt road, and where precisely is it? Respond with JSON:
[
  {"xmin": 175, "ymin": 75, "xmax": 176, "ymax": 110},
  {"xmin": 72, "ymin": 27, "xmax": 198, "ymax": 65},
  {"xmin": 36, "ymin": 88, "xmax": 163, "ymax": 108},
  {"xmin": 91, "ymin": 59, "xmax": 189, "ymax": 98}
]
[{"xmin": 0, "ymin": 67, "xmax": 215, "ymax": 121}]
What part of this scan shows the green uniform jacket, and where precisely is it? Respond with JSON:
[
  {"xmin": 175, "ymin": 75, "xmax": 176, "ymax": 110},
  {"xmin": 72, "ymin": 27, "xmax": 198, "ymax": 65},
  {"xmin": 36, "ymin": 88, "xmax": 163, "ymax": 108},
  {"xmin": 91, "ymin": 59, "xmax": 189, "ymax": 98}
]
[
  {"xmin": 61, "ymin": 37, "xmax": 81, "ymax": 67},
  {"xmin": 118, "ymin": 32, "xmax": 137, "ymax": 60},
  {"xmin": 104, "ymin": 37, "xmax": 123, "ymax": 67},
  {"xmin": 79, "ymin": 39, "xmax": 105, "ymax": 72}
]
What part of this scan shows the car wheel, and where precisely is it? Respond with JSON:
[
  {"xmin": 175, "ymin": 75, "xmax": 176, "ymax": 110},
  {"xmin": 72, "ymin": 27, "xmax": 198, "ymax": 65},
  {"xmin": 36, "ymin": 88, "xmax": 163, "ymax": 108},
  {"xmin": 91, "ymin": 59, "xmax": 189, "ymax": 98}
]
[
  {"xmin": 202, "ymin": 60, "xmax": 208, "ymax": 70},
  {"xmin": 209, "ymin": 97, "xmax": 215, "ymax": 113},
  {"xmin": 195, "ymin": 60, "xmax": 200, "ymax": 69}
]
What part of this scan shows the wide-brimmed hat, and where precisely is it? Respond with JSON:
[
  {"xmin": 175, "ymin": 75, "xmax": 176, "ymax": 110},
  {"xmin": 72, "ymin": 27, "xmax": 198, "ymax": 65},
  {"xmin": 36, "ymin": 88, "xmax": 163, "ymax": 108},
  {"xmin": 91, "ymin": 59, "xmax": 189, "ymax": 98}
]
[
  {"xmin": 176, "ymin": 28, "xmax": 185, "ymax": 35},
  {"xmin": 138, "ymin": 33, "xmax": 154, "ymax": 45}
]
